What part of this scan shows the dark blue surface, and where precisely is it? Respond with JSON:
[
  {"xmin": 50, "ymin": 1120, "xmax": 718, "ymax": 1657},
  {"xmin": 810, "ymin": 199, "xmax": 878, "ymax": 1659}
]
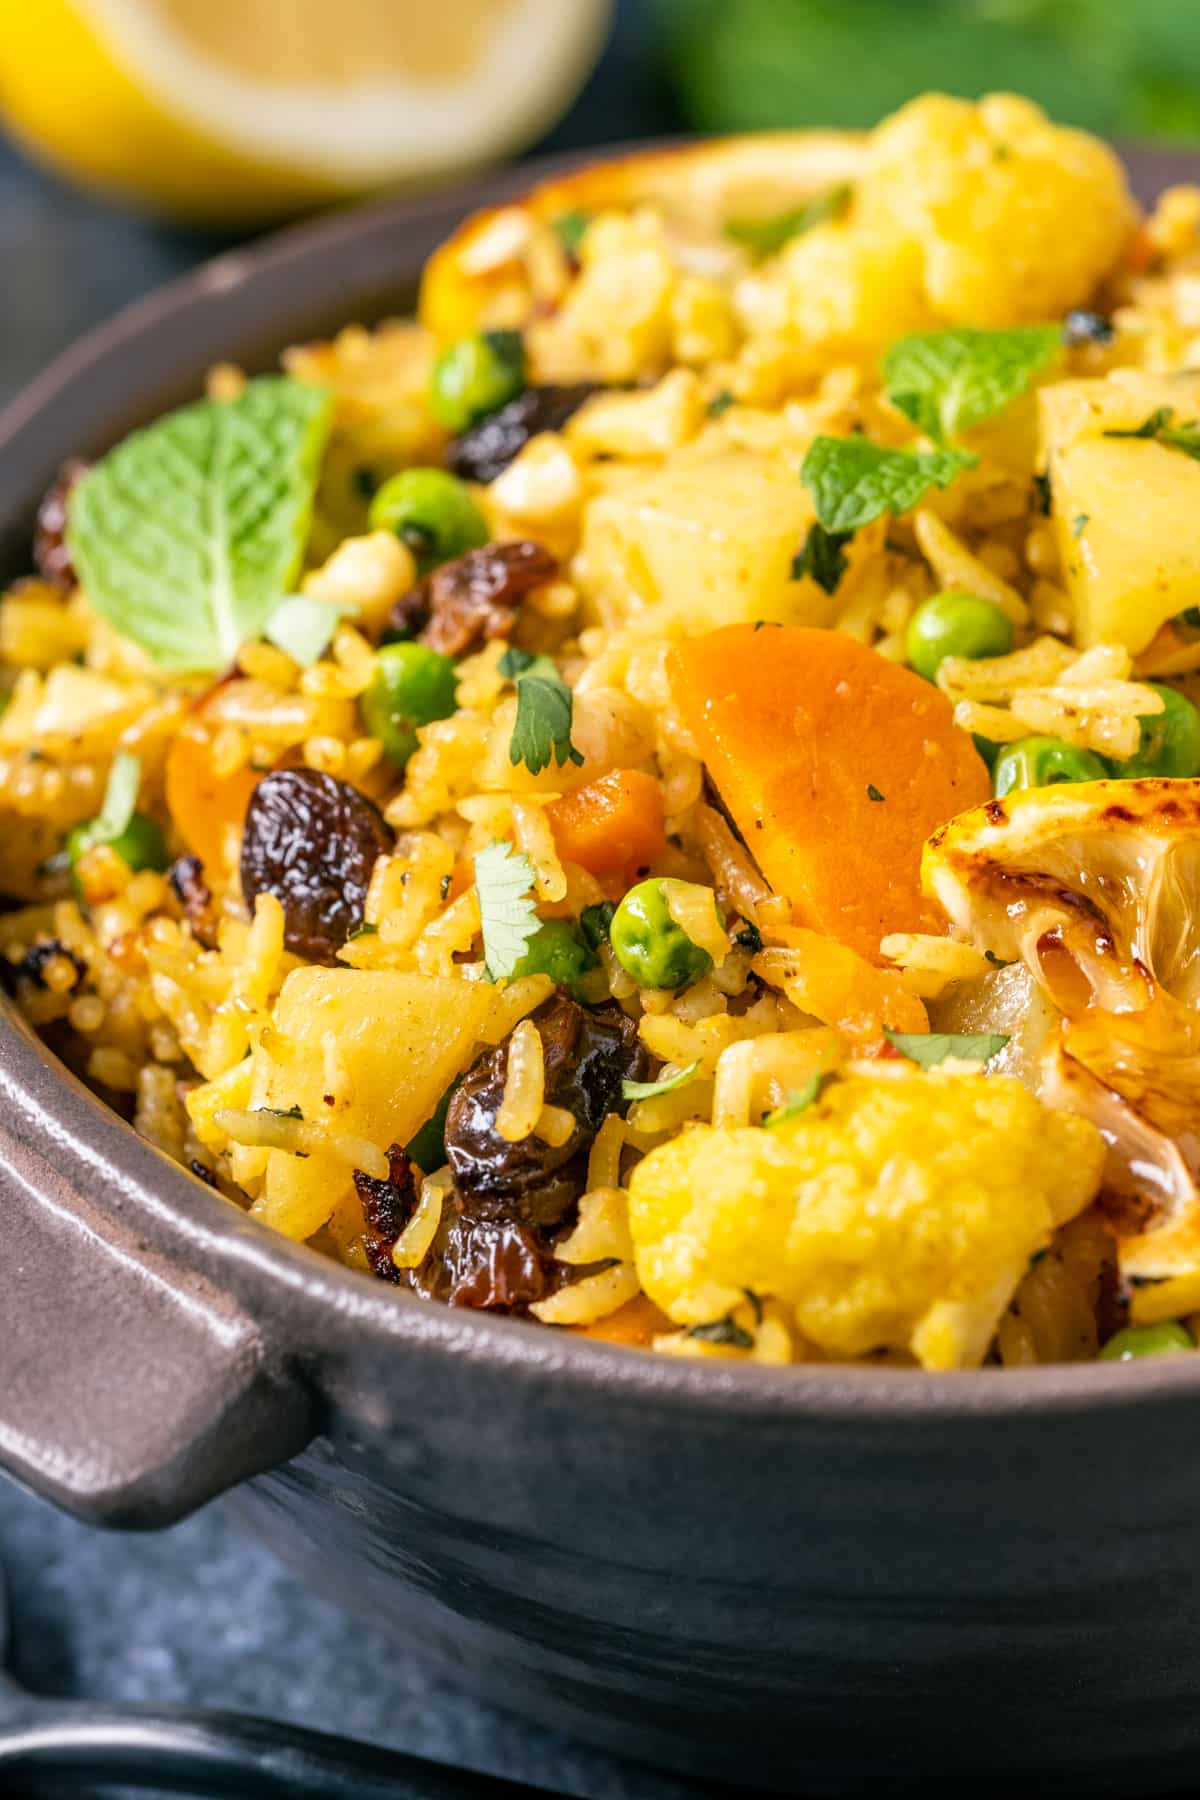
[{"xmin": 0, "ymin": 9, "xmax": 694, "ymax": 1796}]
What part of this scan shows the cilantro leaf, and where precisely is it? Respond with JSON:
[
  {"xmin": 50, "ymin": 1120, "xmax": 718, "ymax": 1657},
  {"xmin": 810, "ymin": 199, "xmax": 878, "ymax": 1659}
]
[
  {"xmin": 763, "ymin": 1071, "xmax": 826, "ymax": 1127},
  {"xmin": 474, "ymin": 839, "xmax": 540, "ymax": 979},
  {"xmin": 72, "ymin": 752, "xmax": 141, "ymax": 857},
  {"xmin": 68, "ymin": 377, "xmax": 333, "ymax": 671},
  {"xmin": 622, "ymin": 1059, "xmax": 701, "ymax": 1103},
  {"xmin": 500, "ymin": 647, "xmax": 584, "ymax": 776},
  {"xmin": 1104, "ymin": 407, "xmax": 1200, "ymax": 463},
  {"xmin": 801, "ymin": 436, "xmax": 975, "ymax": 535},
  {"xmin": 725, "ymin": 183, "xmax": 852, "ymax": 256},
  {"xmin": 707, "ymin": 389, "xmax": 735, "ymax": 419},
  {"xmin": 884, "ymin": 1029, "xmax": 1010, "ymax": 1069},
  {"xmin": 792, "ymin": 522, "xmax": 851, "ymax": 594},
  {"xmin": 882, "ymin": 325, "xmax": 1060, "ymax": 447},
  {"xmin": 265, "ymin": 594, "xmax": 348, "ymax": 667}
]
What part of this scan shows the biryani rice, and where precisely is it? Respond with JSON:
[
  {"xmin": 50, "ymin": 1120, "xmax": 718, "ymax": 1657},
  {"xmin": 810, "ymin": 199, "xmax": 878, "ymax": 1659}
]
[{"xmin": 8, "ymin": 93, "xmax": 1200, "ymax": 1367}]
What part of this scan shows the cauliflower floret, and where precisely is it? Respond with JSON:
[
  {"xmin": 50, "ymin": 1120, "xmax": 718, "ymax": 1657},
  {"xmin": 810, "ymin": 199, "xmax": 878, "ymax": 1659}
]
[
  {"xmin": 627, "ymin": 1066, "xmax": 1104, "ymax": 1369},
  {"xmin": 855, "ymin": 93, "xmax": 1137, "ymax": 327}
]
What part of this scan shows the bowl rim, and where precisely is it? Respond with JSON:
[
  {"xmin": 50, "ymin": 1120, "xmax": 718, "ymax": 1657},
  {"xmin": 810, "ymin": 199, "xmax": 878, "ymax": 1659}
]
[{"xmin": 5, "ymin": 136, "xmax": 1200, "ymax": 1423}]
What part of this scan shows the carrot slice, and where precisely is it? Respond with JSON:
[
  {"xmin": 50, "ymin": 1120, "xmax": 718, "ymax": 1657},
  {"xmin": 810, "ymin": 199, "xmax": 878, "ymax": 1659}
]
[
  {"xmin": 669, "ymin": 624, "xmax": 990, "ymax": 961},
  {"xmin": 547, "ymin": 768, "xmax": 666, "ymax": 883},
  {"xmin": 572, "ymin": 1294, "xmax": 670, "ymax": 1346},
  {"xmin": 165, "ymin": 725, "xmax": 262, "ymax": 872}
]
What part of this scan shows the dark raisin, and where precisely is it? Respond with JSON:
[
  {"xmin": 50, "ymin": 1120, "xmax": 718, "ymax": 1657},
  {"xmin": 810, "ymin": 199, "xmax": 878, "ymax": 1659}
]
[
  {"xmin": 446, "ymin": 385, "xmax": 598, "ymax": 485},
  {"xmin": 438, "ymin": 1205, "xmax": 552, "ymax": 1310},
  {"xmin": 240, "ymin": 768, "xmax": 393, "ymax": 964},
  {"xmin": 385, "ymin": 539, "xmax": 558, "ymax": 659},
  {"xmin": 190, "ymin": 1158, "xmax": 219, "ymax": 1188},
  {"xmin": 168, "ymin": 854, "xmax": 218, "ymax": 949},
  {"xmin": 34, "ymin": 460, "xmax": 88, "ymax": 591},
  {"xmin": 353, "ymin": 1143, "xmax": 418, "ymax": 1284},
  {"xmin": 1063, "ymin": 308, "xmax": 1115, "ymax": 347},
  {"xmin": 443, "ymin": 994, "xmax": 647, "ymax": 1230},
  {"xmin": 14, "ymin": 938, "xmax": 86, "ymax": 989}
]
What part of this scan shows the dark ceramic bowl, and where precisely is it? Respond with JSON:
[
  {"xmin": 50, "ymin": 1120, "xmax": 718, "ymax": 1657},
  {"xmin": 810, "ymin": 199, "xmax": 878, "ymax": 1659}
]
[{"xmin": 3, "ymin": 143, "xmax": 1200, "ymax": 1799}]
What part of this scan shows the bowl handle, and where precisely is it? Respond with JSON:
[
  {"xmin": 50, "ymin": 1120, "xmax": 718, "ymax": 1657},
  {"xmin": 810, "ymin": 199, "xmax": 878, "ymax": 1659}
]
[{"xmin": 0, "ymin": 1039, "xmax": 316, "ymax": 1528}]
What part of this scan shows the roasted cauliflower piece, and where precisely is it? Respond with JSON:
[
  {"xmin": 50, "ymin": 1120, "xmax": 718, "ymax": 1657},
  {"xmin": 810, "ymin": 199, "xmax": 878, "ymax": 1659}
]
[
  {"xmin": 853, "ymin": 93, "xmax": 1137, "ymax": 328},
  {"xmin": 627, "ymin": 1066, "xmax": 1104, "ymax": 1370}
]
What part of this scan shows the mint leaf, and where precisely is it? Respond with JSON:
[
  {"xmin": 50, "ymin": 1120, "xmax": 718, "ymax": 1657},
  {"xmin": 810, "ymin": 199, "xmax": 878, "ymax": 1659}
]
[
  {"xmin": 763, "ymin": 1071, "xmax": 827, "ymax": 1127},
  {"xmin": 265, "ymin": 594, "xmax": 348, "ymax": 667},
  {"xmin": 68, "ymin": 376, "xmax": 333, "ymax": 672},
  {"xmin": 622, "ymin": 1058, "xmax": 701, "ymax": 1103},
  {"xmin": 474, "ymin": 839, "xmax": 540, "ymax": 979},
  {"xmin": 1104, "ymin": 407, "xmax": 1200, "ymax": 463},
  {"xmin": 73, "ymin": 752, "xmax": 141, "ymax": 857},
  {"xmin": 500, "ymin": 647, "xmax": 584, "ymax": 776},
  {"xmin": 884, "ymin": 1029, "xmax": 1010, "ymax": 1069},
  {"xmin": 725, "ymin": 183, "xmax": 852, "ymax": 256},
  {"xmin": 792, "ymin": 522, "xmax": 851, "ymax": 594},
  {"xmin": 801, "ymin": 436, "xmax": 975, "ymax": 534},
  {"xmin": 882, "ymin": 325, "xmax": 1060, "ymax": 446}
]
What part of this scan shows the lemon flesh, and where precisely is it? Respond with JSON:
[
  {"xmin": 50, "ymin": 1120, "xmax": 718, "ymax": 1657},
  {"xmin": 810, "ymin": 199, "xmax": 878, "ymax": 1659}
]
[{"xmin": 0, "ymin": 0, "xmax": 610, "ymax": 222}]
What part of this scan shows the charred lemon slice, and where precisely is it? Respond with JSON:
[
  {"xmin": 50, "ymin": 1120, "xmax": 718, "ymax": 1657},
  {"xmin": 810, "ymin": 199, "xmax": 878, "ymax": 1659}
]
[{"xmin": 923, "ymin": 778, "xmax": 1200, "ymax": 1279}]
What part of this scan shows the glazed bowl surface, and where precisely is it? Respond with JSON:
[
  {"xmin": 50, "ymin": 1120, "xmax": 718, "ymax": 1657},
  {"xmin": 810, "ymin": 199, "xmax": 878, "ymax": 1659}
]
[{"xmin": 4, "ymin": 144, "xmax": 1200, "ymax": 1797}]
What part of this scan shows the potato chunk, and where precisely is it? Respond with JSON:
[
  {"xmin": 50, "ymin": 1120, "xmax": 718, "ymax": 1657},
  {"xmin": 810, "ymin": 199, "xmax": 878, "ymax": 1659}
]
[
  {"xmin": 1039, "ymin": 371, "xmax": 1200, "ymax": 652},
  {"xmin": 249, "ymin": 969, "xmax": 497, "ymax": 1240},
  {"xmin": 576, "ymin": 450, "xmax": 832, "ymax": 632},
  {"xmin": 627, "ymin": 1067, "xmax": 1104, "ymax": 1369}
]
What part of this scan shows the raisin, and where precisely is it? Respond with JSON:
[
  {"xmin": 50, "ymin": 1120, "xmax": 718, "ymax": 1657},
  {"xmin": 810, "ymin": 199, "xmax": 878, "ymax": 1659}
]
[
  {"xmin": 384, "ymin": 539, "xmax": 558, "ymax": 659},
  {"xmin": 240, "ymin": 768, "xmax": 393, "ymax": 964},
  {"xmin": 14, "ymin": 938, "xmax": 86, "ymax": 990},
  {"xmin": 190, "ymin": 1158, "xmax": 219, "ymax": 1188},
  {"xmin": 34, "ymin": 460, "xmax": 88, "ymax": 591},
  {"xmin": 443, "ymin": 994, "xmax": 647, "ymax": 1229},
  {"xmin": 353, "ymin": 1143, "xmax": 418, "ymax": 1284},
  {"xmin": 1063, "ymin": 308, "xmax": 1115, "ymax": 347},
  {"xmin": 169, "ymin": 854, "xmax": 218, "ymax": 949},
  {"xmin": 439, "ymin": 1205, "xmax": 552, "ymax": 1310},
  {"xmin": 446, "ymin": 385, "xmax": 598, "ymax": 485}
]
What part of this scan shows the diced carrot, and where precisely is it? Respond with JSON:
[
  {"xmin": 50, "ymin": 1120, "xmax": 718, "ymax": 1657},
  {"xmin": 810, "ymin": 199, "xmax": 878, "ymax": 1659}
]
[
  {"xmin": 669, "ymin": 624, "xmax": 990, "ymax": 962},
  {"xmin": 547, "ymin": 768, "xmax": 666, "ymax": 883},
  {"xmin": 572, "ymin": 1293, "xmax": 670, "ymax": 1346},
  {"xmin": 165, "ymin": 724, "xmax": 262, "ymax": 872},
  {"xmin": 446, "ymin": 857, "xmax": 474, "ymax": 903}
]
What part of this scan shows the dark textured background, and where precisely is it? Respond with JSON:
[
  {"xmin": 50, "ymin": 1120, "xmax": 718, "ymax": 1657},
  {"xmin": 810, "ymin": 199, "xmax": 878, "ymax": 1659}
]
[{"xmin": 0, "ymin": 8, "xmax": 697, "ymax": 1797}]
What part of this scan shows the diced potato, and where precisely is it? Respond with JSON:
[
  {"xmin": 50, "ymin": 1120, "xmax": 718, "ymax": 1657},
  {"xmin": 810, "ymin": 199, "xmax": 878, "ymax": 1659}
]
[
  {"xmin": 627, "ymin": 1067, "xmax": 1105, "ymax": 1369},
  {"xmin": 576, "ymin": 450, "xmax": 834, "ymax": 633},
  {"xmin": 248, "ymin": 969, "xmax": 496, "ymax": 1240},
  {"xmin": 1039, "ymin": 371, "xmax": 1200, "ymax": 652}
]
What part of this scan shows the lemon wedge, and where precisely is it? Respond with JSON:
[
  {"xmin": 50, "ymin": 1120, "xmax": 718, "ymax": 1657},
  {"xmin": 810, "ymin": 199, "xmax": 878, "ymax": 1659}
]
[
  {"xmin": 924, "ymin": 778, "xmax": 1200, "ymax": 1280},
  {"xmin": 0, "ymin": 0, "xmax": 610, "ymax": 222}
]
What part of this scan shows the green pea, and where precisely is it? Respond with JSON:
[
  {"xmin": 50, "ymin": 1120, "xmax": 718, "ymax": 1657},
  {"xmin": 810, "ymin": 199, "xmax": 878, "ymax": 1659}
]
[
  {"xmin": 1100, "ymin": 1321, "xmax": 1194, "ymax": 1361},
  {"xmin": 1114, "ymin": 683, "xmax": 1200, "ymax": 780},
  {"xmin": 368, "ymin": 468, "xmax": 488, "ymax": 572},
  {"xmin": 510, "ymin": 920, "xmax": 597, "ymax": 995},
  {"xmin": 905, "ymin": 590, "xmax": 1013, "ymax": 684},
  {"xmin": 361, "ymin": 642, "xmax": 458, "ymax": 768},
  {"xmin": 429, "ymin": 330, "xmax": 526, "ymax": 434},
  {"xmin": 992, "ymin": 736, "xmax": 1109, "ymax": 797},
  {"xmin": 610, "ymin": 878, "xmax": 715, "ymax": 991},
  {"xmin": 65, "ymin": 811, "xmax": 168, "ymax": 900}
]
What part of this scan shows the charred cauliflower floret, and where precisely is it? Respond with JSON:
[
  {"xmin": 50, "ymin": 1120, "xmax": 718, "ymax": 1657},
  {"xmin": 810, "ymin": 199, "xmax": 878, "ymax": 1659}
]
[
  {"xmin": 854, "ymin": 93, "xmax": 1137, "ymax": 326},
  {"xmin": 627, "ymin": 1066, "xmax": 1104, "ymax": 1370}
]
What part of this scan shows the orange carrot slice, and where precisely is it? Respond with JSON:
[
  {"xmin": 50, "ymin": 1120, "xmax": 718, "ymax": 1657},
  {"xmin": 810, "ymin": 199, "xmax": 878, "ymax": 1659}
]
[
  {"xmin": 165, "ymin": 724, "xmax": 262, "ymax": 873},
  {"xmin": 669, "ymin": 624, "xmax": 990, "ymax": 961},
  {"xmin": 547, "ymin": 768, "xmax": 666, "ymax": 883}
]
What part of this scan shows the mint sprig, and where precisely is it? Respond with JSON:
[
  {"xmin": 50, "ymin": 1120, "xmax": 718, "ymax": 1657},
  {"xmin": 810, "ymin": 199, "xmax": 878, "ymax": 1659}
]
[
  {"xmin": 883, "ymin": 325, "xmax": 1061, "ymax": 447},
  {"xmin": 68, "ymin": 376, "xmax": 333, "ymax": 672},
  {"xmin": 801, "ymin": 436, "xmax": 975, "ymax": 535}
]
